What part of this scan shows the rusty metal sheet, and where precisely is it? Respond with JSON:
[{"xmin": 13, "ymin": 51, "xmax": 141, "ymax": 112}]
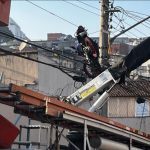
[{"xmin": 6, "ymin": 84, "xmax": 150, "ymax": 141}]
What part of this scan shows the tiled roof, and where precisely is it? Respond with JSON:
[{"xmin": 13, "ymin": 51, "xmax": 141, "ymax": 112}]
[{"xmin": 109, "ymin": 79, "xmax": 150, "ymax": 97}]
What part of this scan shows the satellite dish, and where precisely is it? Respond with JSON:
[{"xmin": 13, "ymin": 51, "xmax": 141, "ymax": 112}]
[{"xmin": 19, "ymin": 40, "xmax": 27, "ymax": 51}]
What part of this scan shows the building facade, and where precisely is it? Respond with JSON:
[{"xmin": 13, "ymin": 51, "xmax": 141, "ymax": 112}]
[
  {"xmin": 106, "ymin": 80, "xmax": 150, "ymax": 134},
  {"xmin": 0, "ymin": 53, "xmax": 38, "ymax": 86}
]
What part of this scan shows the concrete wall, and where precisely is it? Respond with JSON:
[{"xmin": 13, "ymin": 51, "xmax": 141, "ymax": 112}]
[
  {"xmin": 0, "ymin": 54, "xmax": 53, "ymax": 149},
  {"xmin": 0, "ymin": 53, "xmax": 78, "ymax": 149},
  {"xmin": 0, "ymin": 55, "xmax": 38, "ymax": 85},
  {"xmin": 111, "ymin": 117, "xmax": 150, "ymax": 134},
  {"xmin": 38, "ymin": 53, "xmax": 77, "ymax": 96}
]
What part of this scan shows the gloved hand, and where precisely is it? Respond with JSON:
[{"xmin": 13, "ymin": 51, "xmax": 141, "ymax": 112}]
[{"xmin": 83, "ymin": 46, "xmax": 90, "ymax": 53}]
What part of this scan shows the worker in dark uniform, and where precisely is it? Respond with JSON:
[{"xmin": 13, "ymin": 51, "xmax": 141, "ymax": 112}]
[
  {"xmin": 76, "ymin": 26, "xmax": 99, "ymax": 60},
  {"xmin": 75, "ymin": 25, "xmax": 102, "ymax": 78}
]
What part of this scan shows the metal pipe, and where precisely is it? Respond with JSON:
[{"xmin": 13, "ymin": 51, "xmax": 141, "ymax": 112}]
[
  {"xmin": 84, "ymin": 120, "xmax": 87, "ymax": 150},
  {"xmin": 90, "ymin": 136, "xmax": 143, "ymax": 150},
  {"xmin": 88, "ymin": 83, "xmax": 116, "ymax": 112},
  {"xmin": 26, "ymin": 118, "xmax": 31, "ymax": 149},
  {"xmin": 88, "ymin": 91, "xmax": 109, "ymax": 112},
  {"xmin": 52, "ymin": 126, "xmax": 80, "ymax": 150}
]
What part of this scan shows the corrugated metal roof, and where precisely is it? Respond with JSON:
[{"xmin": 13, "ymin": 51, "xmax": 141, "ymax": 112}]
[{"xmin": 109, "ymin": 80, "xmax": 150, "ymax": 97}]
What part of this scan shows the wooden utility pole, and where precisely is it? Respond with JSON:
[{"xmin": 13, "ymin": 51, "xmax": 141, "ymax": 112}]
[{"xmin": 99, "ymin": 0, "xmax": 110, "ymax": 67}]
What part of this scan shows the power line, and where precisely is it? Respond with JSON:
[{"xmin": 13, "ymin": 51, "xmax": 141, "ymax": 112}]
[
  {"xmin": 25, "ymin": 0, "xmax": 78, "ymax": 27},
  {"xmin": 117, "ymin": 7, "xmax": 150, "ymax": 34},
  {"xmin": 129, "ymin": 14, "xmax": 150, "ymax": 28},
  {"xmin": 110, "ymin": 15, "xmax": 137, "ymax": 38},
  {"xmin": 62, "ymin": 0, "xmax": 102, "ymax": 35},
  {"xmin": 125, "ymin": 10, "xmax": 149, "ymax": 17},
  {"xmin": 123, "ymin": 10, "xmax": 150, "ymax": 30},
  {"xmin": 112, "ymin": 13, "xmax": 125, "ymax": 31},
  {"xmin": 0, "ymin": 46, "xmax": 78, "ymax": 77},
  {"xmin": 111, "ymin": 7, "xmax": 150, "ymax": 39},
  {"xmin": 0, "ymin": 30, "xmax": 85, "ymax": 65},
  {"xmin": 116, "ymin": 6, "xmax": 150, "ymax": 25},
  {"xmin": 25, "ymin": 0, "xmax": 101, "ymax": 36},
  {"xmin": 111, "ymin": 26, "xmax": 133, "ymax": 39},
  {"xmin": 108, "ymin": 4, "xmax": 150, "ymax": 39},
  {"xmin": 26, "ymin": 0, "xmax": 138, "ymax": 38},
  {"xmin": 63, "ymin": 0, "xmax": 99, "ymax": 16},
  {"xmin": 89, "ymin": 30, "xmax": 100, "ymax": 35},
  {"xmin": 76, "ymin": 0, "xmax": 99, "ymax": 11},
  {"xmin": 125, "ymin": 22, "xmax": 148, "ymax": 37},
  {"xmin": 0, "ymin": 31, "xmax": 89, "ymax": 78},
  {"xmin": 114, "ymin": 13, "xmax": 148, "ymax": 37}
]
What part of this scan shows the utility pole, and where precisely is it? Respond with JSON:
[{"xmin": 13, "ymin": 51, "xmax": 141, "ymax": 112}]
[{"xmin": 99, "ymin": 0, "xmax": 110, "ymax": 68}]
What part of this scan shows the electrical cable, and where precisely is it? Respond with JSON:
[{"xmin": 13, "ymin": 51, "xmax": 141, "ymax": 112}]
[
  {"xmin": 124, "ymin": 12, "xmax": 150, "ymax": 30},
  {"xmin": 30, "ymin": 0, "xmax": 141, "ymax": 39},
  {"xmin": 25, "ymin": 0, "xmax": 150, "ymax": 39},
  {"xmin": 26, "ymin": 0, "xmax": 102, "ymax": 36},
  {"xmin": 110, "ymin": 21, "xmax": 138, "ymax": 39},
  {"xmin": 62, "ymin": 0, "xmax": 102, "ymax": 35},
  {"xmin": 76, "ymin": 0, "xmax": 99, "ymax": 11},
  {"xmin": 89, "ymin": 30, "xmax": 100, "ymax": 35},
  {"xmin": 40, "ymin": 52, "xmax": 82, "ymax": 73},
  {"xmin": 25, "ymin": 0, "xmax": 78, "ymax": 27},
  {"xmin": 0, "ymin": 32, "xmax": 89, "ymax": 82},
  {"xmin": 125, "ymin": 11, "xmax": 150, "ymax": 25},
  {"xmin": 114, "ymin": 13, "xmax": 138, "ymax": 38},
  {"xmin": 2, "ymin": 49, "xmax": 70, "ymax": 72},
  {"xmin": 54, "ymin": 83, "xmax": 73, "ymax": 96},
  {"xmin": 108, "ymin": 7, "xmax": 126, "ymax": 36},
  {"xmin": 124, "ymin": 22, "xmax": 148, "ymax": 37},
  {"xmin": 128, "ymin": 15, "xmax": 150, "ymax": 29},
  {"xmin": 61, "ymin": 0, "xmax": 105, "ymax": 35},
  {"xmin": 116, "ymin": 6, "xmax": 150, "ymax": 35},
  {"xmin": 113, "ymin": 13, "xmax": 125, "ymax": 32},
  {"xmin": 0, "ymin": 46, "xmax": 81, "ymax": 79},
  {"xmin": 0, "ymin": 30, "xmax": 85, "ymax": 65},
  {"xmin": 125, "ymin": 10, "xmax": 149, "ymax": 17},
  {"xmin": 63, "ymin": 0, "xmax": 99, "ymax": 16},
  {"xmin": 111, "ymin": 11, "xmax": 147, "ymax": 38},
  {"xmin": 109, "ymin": 5, "xmax": 150, "ymax": 39}
]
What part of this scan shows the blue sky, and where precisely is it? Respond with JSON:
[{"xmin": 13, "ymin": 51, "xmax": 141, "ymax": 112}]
[{"xmin": 10, "ymin": 0, "xmax": 150, "ymax": 40}]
